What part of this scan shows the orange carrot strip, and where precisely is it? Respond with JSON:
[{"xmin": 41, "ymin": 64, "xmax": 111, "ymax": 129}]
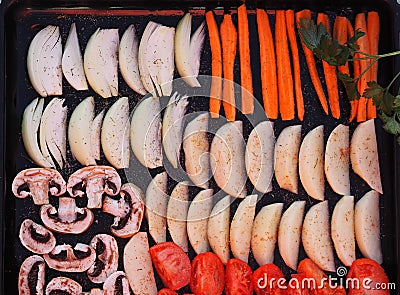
[
  {"xmin": 349, "ymin": 55, "xmax": 361, "ymax": 122},
  {"xmin": 318, "ymin": 13, "xmax": 340, "ymax": 119},
  {"xmin": 334, "ymin": 16, "xmax": 350, "ymax": 75},
  {"xmin": 238, "ymin": 4, "xmax": 254, "ymax": 115},
  {"xmin": 367, "ymin": 11, "xmax": 379, "ymax": 119},
  {"xmin": 286, "ymin": 9, "xmax": 304, "ymax": 121},
  {"xmin": 220, "ymin": 14, "xmax": 237, "ymax": 122},
  {"xmin": 275, "ymin": 10, "xmax": 295, "ymax": 121},
  {"xmin": 347, "ymin": 18, "xmax": 354, "ymax": 38},
  {"xmin": 256, "ymin": 9, "xmax": 278, "ymax": 119},
  {"xmin": 355, "ymin": 13, "xmax": 370, "ymax": 122},
  {"xmin": 296, "ymin": 9, "xmax": 329, "ymax": 115},
  {"xmin": 206, "ymin": 11, "xmax": 223, "ymax": 118}
]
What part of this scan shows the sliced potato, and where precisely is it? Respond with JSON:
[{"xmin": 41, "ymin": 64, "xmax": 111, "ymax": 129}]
[
  {"xmin": 251, "ymin": 203, "xmax": 283, "ymax": 266},
  {"xmin": 278, "ymin": 201, "xmax": 305, "ymax": 270},
  {"xmin": 124, "ymin": 232, "xmax": 157, "ymax": 295},
  {"xmin": 299, "ymin": 125, "xmax": 325, "ymax": 200},
  {"xmin": 331, "ymin": 195, "xmax": 355, "ymax": 266},
  {"xmin": 302, "ymin": 200, "xmax": 335, "ymax": 272},
  {"xmin": 91, "ymin": 109, "xmax": 105, "ymax": 161},
  {"xmin": 167, "ymin": 181, "xmax": 189, "ymax": 252},
  {"xmin": 230, "ymin": 194, "xmax": 258, "ymax": 263},
  {"xmin": 350, "ymin": 119, "xmax": 383, "ymax": 194},
  {"xmin": 187, "ymin": 189, "xmax": 214, "ymax": 254},
  {"xmin": 325, "ymin": 124, "xmax": 350, "ymax": 195},
  {"xmin": 245, "ymin": 121, "xmax": 275, "ymax": 194},
  {"xmin": 355, "ymin": 190, "xmax": 382, "ymax": 264},
  {"xmin": 274, "ymin": 125, "xmax": 302, "ymax": 194},
  {"xmin": 145, "ymin": 172, "xmax": 168, "ymax": 243},
  {"xmin": 207, "ymin": 195, "xmax": 231, "ymax": 264},
  {"xmin": 210, "ymin": 121, "xmax": 247, "ymax": 198}
]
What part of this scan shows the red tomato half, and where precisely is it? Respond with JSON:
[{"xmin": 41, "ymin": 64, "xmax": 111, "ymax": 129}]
[
  {"xmin": 149, "ymin": 242, "xmax": 191, "ymax": 290},
  {"xmin": 347, "ymin": 258, "xmax": 390, "ymax": 295},
  {"xmin": 190, "ymin": 252, "xmax": 225, "ymax": 295},
  {"xmin": 157, "ymin": 289, "xmax": 178, "ymax": 295},
  {"xmin": 225, "ymin": 258, "xmax": 253, "ymax": 295},
  {"xmin": 286, "ymin": 274, "xmax": 310, "ymax": 295},
  {"xmin": 252, "ymin": 264, "xmax": 286, "ymax": 295}
]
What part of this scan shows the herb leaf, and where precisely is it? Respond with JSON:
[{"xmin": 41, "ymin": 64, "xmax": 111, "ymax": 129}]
[
  {"xmin": 347, "ymin": 29, "xmax": 365, "ymax": 56},
  {"xmin": 337, "ymin": 72, "xmax": 360, "ymax": 101},
  {"xmin": 380, "ymin": 112, "xmax": 400, "ymax": 135}
]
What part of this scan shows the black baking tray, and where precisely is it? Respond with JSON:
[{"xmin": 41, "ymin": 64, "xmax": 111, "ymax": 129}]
[{"xmin": 1, "ymin": 0, "xmax": 400, "ymax": 294}]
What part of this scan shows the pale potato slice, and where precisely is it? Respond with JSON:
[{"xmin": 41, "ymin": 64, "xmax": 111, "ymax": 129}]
[
  {"xmin": 274, "ymin": 125, "xmax": 302, "ymax": 194},
  {"xmin": 355, "ymin": 190, "xmax": 382, "ymax": 264},
  {"xmin": 299, "ymin": 125, "xmax": 325, "ymax": 200},
  {"xmin": 167, "ymin": 181, "xmax": 189, "ymax": 252},
  {"xmin": 350, "ymin": 119, "xmax": 383, "ymax": 194},
  {"xmin": 124, "ymin": 232, "xmax": 157, "ymax": 295},
  {"xmin": 331, "ymin": 195, "xmax": 355, "ymax": 266},
  {"xmin": 210, "ymin": 121, "xmax": 247, "ymax": 198},
  {"xmin": 325, "ymin": 124, "xmax": 350, "ymax": 195},
  {"xmin": 302, "ymin": 201, "xmax": 335, "ymax": 272},
  {"xmin": 187, "ymin": 189, "xmax": 214, "ymax": 254},
  {"xmin": 230, "ymin": 194, "xmax": 258, "ymax": 263},
  {"xmin": 145, "ymin": 172, "xmax": 168, "ymax": 243},
  {"xmin": 251, "ymin": 203, "xmax": 283, "ymax": 266},
  {"xmin": 245, "ymin": 121, "xmax": 275, "ymax": 193},
  {"xmin": 278, "ymin": 201, "xmax": 305, "ymax": 270},
  {"xmin": 207, "ymin": 195, "xmax": 231, "ymax": 264}
]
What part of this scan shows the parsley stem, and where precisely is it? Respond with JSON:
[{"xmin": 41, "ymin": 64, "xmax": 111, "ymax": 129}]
[{"xmin": 386, "ymin": 71, "xmax": 400, "ymax": 93}]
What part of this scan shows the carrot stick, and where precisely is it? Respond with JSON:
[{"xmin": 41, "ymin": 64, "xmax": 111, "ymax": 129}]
[
  {"xmin": 333, "ymin": 16, "xmax": 350, "ymax": 75},
  {"xmin": 206, "ymin": 11, "xmax": 223, "ymax": 118},
  {"xmin": 347, "ymin": 18, "xmax": 354, "ymax": 38},
  {"xmin": 286, "ymin": 9, "xmax": 304, "ymax": 121},
  {"xmin": 220, "ymin": 14, "xmax": 237, "ymax": 122},
  {"xmin": 256, "ymin": 9, "xmax": 278, "ymax": 119},
  {"xmin": 367, "ymin": 11, "xmax": 379, "ymax": 119},
  {"xmin": 346, "ymin": 20, "xmax": 358, "ymax": 122},
  {"xmin": 296, "ymin": 9, "xmax": 329, "ymax": 115},
  {"xmin": 238, "ymin": 4, "xmax": 254, "ymax": 115},
  {"xmin": 355, "ymin": 13, "xmax": 370, "ymax": 122},
  {"xmin": 317, "ymin": 13, "xmax": 340, "ymax": 119},
  {"xmin": 275, "ymin": 10, "xmax": 295, "ymax": 121}
]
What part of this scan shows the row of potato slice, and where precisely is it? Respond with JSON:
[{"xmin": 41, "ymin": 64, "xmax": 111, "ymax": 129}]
[{"xmin": 27, "ymin": 14, "xmax": 205, "ymax": 98}]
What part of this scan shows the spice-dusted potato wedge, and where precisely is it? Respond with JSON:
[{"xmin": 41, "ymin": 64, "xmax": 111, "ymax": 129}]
[
  {"xmin": 302, "ymin": 201, "xmax": 336, "ymax": 272},
  {"xmin": 355, "ymin": 190, "xmax": 382, "ymax": 264},
  {"xmin": 278, "ymin": 201, "xmax": 305, "ymax": 270},
  {"xmin": 350, "ymin": 119, "xmax": 383, "ymax": 194},
  {"xmin": 325, "ymin": 124, "xmax": 350, "ymax": 195},
  {"xmin": 210, "ymin": 121, "xmax": 247, "ymax": 198},
  {"xmin": 207, "ymin": 195, "xmax": 231, "ymax": 264},
  {"xmin": 274, "ymin": 125, "xmax": 302, "ymax": 194},
  {"xmin": 299, "ymin": 125, "xmax": 325, "ymax": 201},
  {"xmin": 245, "ymin": 121, "xmax": 275, "ymax": 194},
  {"xmin": 331, "ymin": 195, "xmax": 355, "ymax": 266},
  {"xmin": 230, "ymin": 194, "xmax": 258, "ymax": 263},
  {"xmin": 251, "ymin": 203, "xmax": 283, "ymax": 266}
]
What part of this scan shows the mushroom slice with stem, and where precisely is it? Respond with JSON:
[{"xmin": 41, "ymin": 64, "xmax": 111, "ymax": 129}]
[
  {"xmin": 102, "ymin": 183, "xmax": 145, "ymax": 238},
  {"xmin": 40, "ymin": 196, "xmax": 94, "ymax": 234},
  {"xmin": 12, "ymin": 168, "xmax": 66, "ymax": 205},
  {"xmin": 43, "ymin": 243, "xmax": 96, "ymax": 272},
  {"xmin": 45, "ymin": 277, "xmax": 82, "ymax": 295},
  {"xmin": 67, "ymin": 165, "xmax": 121, "ymax": 209},
  {"xmin": 103, "ymin": 271, "xmax": 131, "ymax": 295},
  {"xmin": 87, "ymin": 234, "xmax": 119, "ymax": 283},
  {"xmin": 19, "ymin": 219, "xmax": 56, "ymax": 254},
  {"xmin": 18, "ymin": 255, "xmax": 45, "ymax": 295}
]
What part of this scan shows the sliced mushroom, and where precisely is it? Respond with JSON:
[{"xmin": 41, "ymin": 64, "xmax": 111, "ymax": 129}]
[
  {"xmin": 18, "ymin": 255, "xmax": 45, "ymax": 295},
  {"xmin": 67, "ymin": 165, "xmax": 121, "ymax": 209},
  {"xmin": 87, "ymin": 234, "xmax": 119, "ymax": 283},
  {"xmin": 81, "ymin": 289, "xmax": 104, "ymax": 295},
  {"xmin": 40, "ymin": 196, "xmax": 94, "ymax": 234},
  {"xmin": 45, "ymin": 277, "xmax": 82, "ymax": 295},
  {"xmin": 103, "ymin": 271, "xmax": 130, "ymax": 295},
  {"xmin": 19, "ymin": 219, "xmax": 56, "ymax": 254},
  {"xmin": 12, "ymin": 168, "xmax": 66, "ymax": 205},
  {"xmin": 102, "ymin": 183, "xmax": 144, "ymax": 238},
  {"xmin": 43, "ymin": 243, "xmax": 96, "ymax": 272}
]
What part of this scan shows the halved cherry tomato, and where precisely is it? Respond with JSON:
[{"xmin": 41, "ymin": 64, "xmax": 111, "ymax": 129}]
[
  {"xmin": 157, "ymin": 289, "xmax": 178, "ymax": 295},
  {"xmin": 149, "ymin": 242, "xmax": 191, "ymax": 290},
  {"xmin": 225, "ymin": 258, "xmax": 253, "ymax": 295},
  {"xmin": 286, "ymin": 274, "xmax": 310, "ymax": 295},
  {"xmin": 347, "ymin": 258, "xmax": 390, "ymax": 295},
  {"xmin": 190, "ymin": 252, "xmax": 225, "ymax": 295},
  {"xmin": 252, "ymin": 264, "xmax": 286, "ymax": 295}
]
